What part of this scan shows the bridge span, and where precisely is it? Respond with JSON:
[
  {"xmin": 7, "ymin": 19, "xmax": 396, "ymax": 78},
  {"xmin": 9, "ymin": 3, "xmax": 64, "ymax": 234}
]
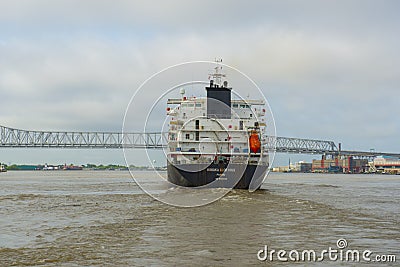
[{"xmin": 1, "ymin": 124, "xmax": 399, "ymax": 158}]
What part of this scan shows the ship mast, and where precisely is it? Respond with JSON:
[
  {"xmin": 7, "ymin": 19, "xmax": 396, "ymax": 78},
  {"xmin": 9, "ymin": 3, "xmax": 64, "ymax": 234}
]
[{"xmin": 209, "ymin": 59, "xmax": 226, "ymax": 87}]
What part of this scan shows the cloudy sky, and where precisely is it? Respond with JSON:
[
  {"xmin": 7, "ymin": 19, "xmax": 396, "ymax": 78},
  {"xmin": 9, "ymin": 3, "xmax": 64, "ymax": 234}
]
[{"xmin": 0, "ymin": 0, "xmax": 399, "ymax": 166}]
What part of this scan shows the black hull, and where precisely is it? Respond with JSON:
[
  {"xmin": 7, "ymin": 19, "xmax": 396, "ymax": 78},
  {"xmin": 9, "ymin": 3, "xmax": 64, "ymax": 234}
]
[{"xmin": 167, "ymin": 162, "xmax": 268, "ymax": 189}]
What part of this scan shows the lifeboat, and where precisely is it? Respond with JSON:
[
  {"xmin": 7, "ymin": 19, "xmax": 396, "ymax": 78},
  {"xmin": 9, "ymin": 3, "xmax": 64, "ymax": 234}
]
[{"xmin": 249, "ymin": 130, "xmax": 261, "ymax": 153}]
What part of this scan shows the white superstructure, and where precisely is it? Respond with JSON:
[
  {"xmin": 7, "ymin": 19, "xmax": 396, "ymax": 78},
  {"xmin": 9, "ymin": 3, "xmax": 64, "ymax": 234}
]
[{"xmin": 166, "ymin": 87, "xmax": 269, "ymax": 166}]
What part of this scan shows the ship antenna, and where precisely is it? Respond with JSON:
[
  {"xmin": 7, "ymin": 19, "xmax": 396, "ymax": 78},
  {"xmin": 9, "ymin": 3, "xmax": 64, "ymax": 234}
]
[{"xmin": 209, "ymin": 58, "xmax": 226, "ymax": 87}]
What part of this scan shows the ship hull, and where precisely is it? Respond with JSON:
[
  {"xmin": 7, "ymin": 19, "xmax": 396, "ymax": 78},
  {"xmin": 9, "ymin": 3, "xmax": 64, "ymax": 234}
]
[{"xmin": 167, "ymin": 162, "xmax": 268, "ymax": 189}]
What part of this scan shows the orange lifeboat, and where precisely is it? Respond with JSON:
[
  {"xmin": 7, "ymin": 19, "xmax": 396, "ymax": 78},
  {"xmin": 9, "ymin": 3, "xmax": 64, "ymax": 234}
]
[{"xmin": 249, "ymin": 130, "xmax": 261, "ymax": 153}]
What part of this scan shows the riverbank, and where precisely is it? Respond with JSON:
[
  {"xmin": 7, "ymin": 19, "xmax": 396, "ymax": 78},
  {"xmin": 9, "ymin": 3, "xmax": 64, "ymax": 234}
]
[{"xmin": 0, "ymin": 163, "xmax": 166, "ymax": 172}]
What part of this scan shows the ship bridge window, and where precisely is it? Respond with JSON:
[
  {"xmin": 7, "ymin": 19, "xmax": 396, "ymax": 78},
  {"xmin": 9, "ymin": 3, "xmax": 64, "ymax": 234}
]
[
  {"xmin": 195, "ymin": 103, "xmax": 202, "ymax": 107},
  {"xmin": 240, "ymin": 104, "xmax": 250, "ymax": 109},
  {"xmin": 182, "ymin": 103, "xmax": 188, "ymax": 107},
  {"xmin": 233, "ymin": 104, "xmax": 238, "ymax": 108},
  {"xmin": 185, "ymin": 133, "xmax": 190, "ymax": 140},
  {"xmin": 188, "ymin": 103, "xmax": 195, "ymax": 108}
]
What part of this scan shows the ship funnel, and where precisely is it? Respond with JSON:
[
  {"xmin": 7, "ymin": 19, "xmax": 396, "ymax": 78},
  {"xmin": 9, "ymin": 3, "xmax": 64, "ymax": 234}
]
[
  {"xmin": 206, "ymin": 82, "xmax": 231, "ymax": 119},
  {"xmin": 207, "ymin": 62, "xmax": 231, "ymax": 119}
]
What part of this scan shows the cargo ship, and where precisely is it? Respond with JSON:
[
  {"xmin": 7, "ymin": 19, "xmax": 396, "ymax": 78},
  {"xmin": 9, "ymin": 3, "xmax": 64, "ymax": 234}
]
[{"xmin": 166, "ymin": 64, "xmax": 269, "ymax": 189}]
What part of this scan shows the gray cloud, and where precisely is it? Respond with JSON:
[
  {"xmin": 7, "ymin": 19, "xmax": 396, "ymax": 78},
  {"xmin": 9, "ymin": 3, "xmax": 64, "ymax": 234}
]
[{"xmin": 0, "ymin": 0, "xmax": 399, "ymax": 165}]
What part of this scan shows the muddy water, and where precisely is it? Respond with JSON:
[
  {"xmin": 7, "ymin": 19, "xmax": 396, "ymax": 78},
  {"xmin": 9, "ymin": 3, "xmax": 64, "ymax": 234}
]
[{"xmin": 0, "ymin": 171, "xmax": 398, "ymax": 266}]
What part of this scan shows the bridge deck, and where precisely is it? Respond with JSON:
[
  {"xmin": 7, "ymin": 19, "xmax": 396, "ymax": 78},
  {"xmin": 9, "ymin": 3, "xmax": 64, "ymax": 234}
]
[{"xmin": 1, "ymin": 125, "xmax": 399, "ymax": 158}]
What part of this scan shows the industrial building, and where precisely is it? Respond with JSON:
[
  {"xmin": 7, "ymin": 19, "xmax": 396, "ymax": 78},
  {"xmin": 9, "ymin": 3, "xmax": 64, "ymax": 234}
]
[
  {"xmin": 272, "ymin": 155, "xmax": 400, "ymax": 174},
  {"xmin": 272, "ymin": 161, "xmax": 312, "ymax": 173},
  {"xmin": 296, "ymin": 161, "xmax": 312, "ymax": 172},
  {"xmin": 373, "ymin": 156, "xmax": 400, "ymax": 174},
  {"xmin": 312, "ymin": 155, "xmax": 368, "ymax": 173}
]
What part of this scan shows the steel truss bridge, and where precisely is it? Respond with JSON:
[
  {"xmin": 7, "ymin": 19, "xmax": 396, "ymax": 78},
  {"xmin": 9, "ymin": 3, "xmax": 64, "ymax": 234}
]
[{"xmin": 1, "ymin": 124, "xmax": 399, "ymax": 158}]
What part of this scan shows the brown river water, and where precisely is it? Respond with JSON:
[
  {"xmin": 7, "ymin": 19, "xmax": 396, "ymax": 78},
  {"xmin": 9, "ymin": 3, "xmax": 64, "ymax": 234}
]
[{"xmin": 0, "ymin": 171, "xmax": 398, "ymax": 266}]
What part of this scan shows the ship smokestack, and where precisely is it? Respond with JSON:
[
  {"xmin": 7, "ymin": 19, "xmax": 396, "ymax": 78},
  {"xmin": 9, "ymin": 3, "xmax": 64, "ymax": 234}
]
[{"xmin": 206, "ymin": 80, "xmax": 231, "ymax": 119}]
